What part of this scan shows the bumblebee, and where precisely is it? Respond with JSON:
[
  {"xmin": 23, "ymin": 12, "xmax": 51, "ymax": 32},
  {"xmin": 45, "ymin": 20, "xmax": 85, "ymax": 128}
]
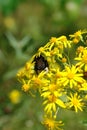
[{"xmin": 33, "ymin": 55, "xmax": 49, "ymax": 74}]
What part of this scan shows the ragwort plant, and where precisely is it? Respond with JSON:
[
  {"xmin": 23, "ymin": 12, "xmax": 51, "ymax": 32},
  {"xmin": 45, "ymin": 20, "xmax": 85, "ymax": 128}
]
[{"xmin": 17, "ymin": 30, "xmax": 87, "ymax": 130}]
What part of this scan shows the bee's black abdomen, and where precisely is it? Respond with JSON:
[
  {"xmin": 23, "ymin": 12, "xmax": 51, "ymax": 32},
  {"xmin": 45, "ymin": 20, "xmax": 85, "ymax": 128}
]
[{"xmin": 34, "ymin": 55, "xmax": 48, "ymax": 74}]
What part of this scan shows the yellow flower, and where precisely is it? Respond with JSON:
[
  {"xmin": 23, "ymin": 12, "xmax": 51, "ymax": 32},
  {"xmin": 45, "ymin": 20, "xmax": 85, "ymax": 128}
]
[
  {"xmin": 55, "ymin": 68, "xmax": 63, "ymax": 79},
  {"xmin": 22, "ymin": 83, "xmax": 30, "ymax": 92},
  {"xmin": 46, "ymin": 37, "xmax": 58, "ymax": 51},
  {"xmin": 41, "ymin": 72, "xmax": 66, "ymax": 113},
  {"xmin": 67, "ymin": 93, "xmax": 83, "ymax": 112},
  {"xmin": 50, "ymin": 47, "xmax": 62, "ymax": 58},
  {"xmin": 43, "ymin": 94, "xmax": 66, "ymax": 113},
  {"xmin": 41, "ymin": 83, "xmax": 61, "ymax": 98},
  {"xmin": 38, "ymin": 47, "xmax": 50, "ymax": 56},
  {"xmin": 9, "ymin": 90, "xmax": 21, "ymax": 104},
  {"xmin": 69, "ymin": 30, "xmax": 87, "ymax": 43},
  {"xmin": 75, "ymin": 48, "xmax": 87, "ymax": 71},
  {"xmin": 73, "ymin": 38, "xmax": 79, "ymax": 44},
  {"xmin": 59, "ymin": 65, "xmax": 84, "ymax": 88},
  {"xmin": 38, "ymin": 47, "xmax": 45, "ymax": 53},
  {"xmin": 50, "ymin": 37, "xmax": 58, "ymax": 43},
  {"xmin": 57, "ymin": 36, "xmax": 71, "ymax": 48},
  {"xmin": 32, "ymin": 76, "xmax": 41, "ymax": 85},
  {"xmin": 76, "ymin": 46, "xmax": 84, "ymax": 54},
  {"xmin": 61, "ymin": 57, "xmax": 67, "ymax": 63},
  {"xmin": 29, "ymin": 71, "xmax": 49, "ymax": 91},
  {"xmin": 43, "ymin": 116, "xmax": 64, "ymax": 130}
]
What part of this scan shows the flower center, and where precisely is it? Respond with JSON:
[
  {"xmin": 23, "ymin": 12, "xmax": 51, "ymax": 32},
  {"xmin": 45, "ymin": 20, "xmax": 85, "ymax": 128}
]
[
  {"xmin": 45, "ymin": 118, "xmax": 54, "ymax": 129},
  {"xmin": 49, "ymin": 84, "xmax": 57, "ymax": 92},
  {"xmin": 48, "ymin": 95, "xmax": 56, "ymax": 103},
  {"xmin": 72, "ymin": 98, "xmax": 79, "ymax": 106},
  {"xmin": 67, "ymin": 72, "xmax": 74, "ymax": 79},
  {"xmin": 22, "ymin": 84, "xmax": 30, "ymax": 92}
]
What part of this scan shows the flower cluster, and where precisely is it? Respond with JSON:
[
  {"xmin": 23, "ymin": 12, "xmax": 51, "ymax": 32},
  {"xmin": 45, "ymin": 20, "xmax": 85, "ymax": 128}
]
[{"xmin": 17, "ymin": 30, "xmax": 87, "ymax": 130}]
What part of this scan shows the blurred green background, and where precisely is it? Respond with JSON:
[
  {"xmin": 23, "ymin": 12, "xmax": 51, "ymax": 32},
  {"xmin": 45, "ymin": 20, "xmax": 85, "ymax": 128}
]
[{"xmin": 0, "ymin": 0, "xmax": 87, "ymax": 130}]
